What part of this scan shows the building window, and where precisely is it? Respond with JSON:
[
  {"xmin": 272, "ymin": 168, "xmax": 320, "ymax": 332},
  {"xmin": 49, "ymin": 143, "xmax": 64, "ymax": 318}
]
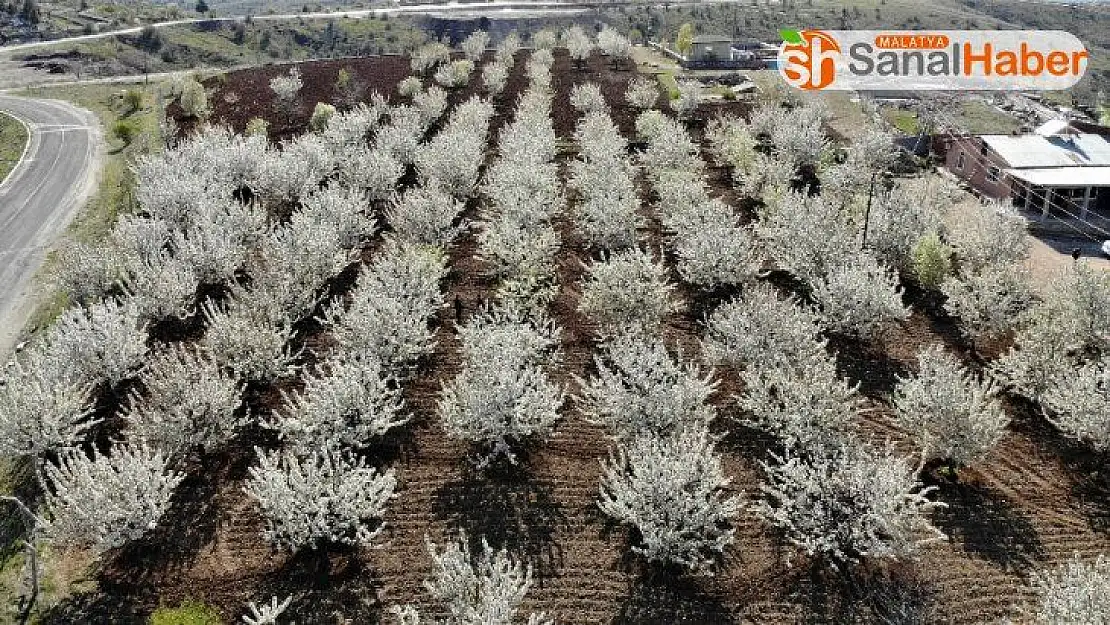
[
  {"xmin": 986, "ymin": 166, "xmax": 1000, "ymax": 183},
  {"xmin": 956, "ymin": 152, "xmax": 966, "ymax": 170}
]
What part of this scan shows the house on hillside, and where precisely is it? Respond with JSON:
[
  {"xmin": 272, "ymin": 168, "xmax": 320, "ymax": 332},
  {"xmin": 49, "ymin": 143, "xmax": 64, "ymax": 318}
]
[{"xmin": 944, "ymin": 120, "xmax": 1110, "ymax": 226}]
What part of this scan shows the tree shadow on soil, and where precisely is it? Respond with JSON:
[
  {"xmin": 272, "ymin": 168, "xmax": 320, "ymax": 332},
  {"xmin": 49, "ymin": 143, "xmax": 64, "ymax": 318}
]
[
  {"xmin": 929, "ymin": 477, "xmax": 1045, "ymax": 572},
  {"xmin": 798, "ymin": 563, "xmax": 937, "ymax": 625},
  {"xmin": 432, "ymin": 462, "xmax": 567, "ymax": 578},
  {"xmin": 1005, "ymin": 395, "xmax": 1110, "ymax": 534},
  {"xmin": 828, "ymin": 333, "xmax": 909, "ymax": 400},
  {"xmin": 613, "ymin": 572, "xmax": 736, "ymax": 625},
  {"xmin": 38, "ymin": 590, "xmax": 146, "ymax": 625},
  {"xmin": 262, "ymin": 546, "xmax": 383, "ymax": 623}
]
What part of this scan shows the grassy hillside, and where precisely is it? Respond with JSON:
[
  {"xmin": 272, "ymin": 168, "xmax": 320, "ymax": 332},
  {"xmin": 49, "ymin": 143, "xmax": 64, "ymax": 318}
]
[{"xmin": 18, "ymin": 15, "xmax": 428, "ymax": 78}]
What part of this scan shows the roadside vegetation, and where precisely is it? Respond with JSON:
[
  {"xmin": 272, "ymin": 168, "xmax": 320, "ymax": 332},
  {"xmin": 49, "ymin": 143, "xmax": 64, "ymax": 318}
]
[{"xmin": 0, "ymin": 111, "xmax": 28, "ymax": 184}]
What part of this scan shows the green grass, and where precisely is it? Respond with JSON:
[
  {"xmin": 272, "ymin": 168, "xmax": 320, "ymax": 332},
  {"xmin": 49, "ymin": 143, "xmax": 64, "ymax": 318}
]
[
  {"xmin": 655, "ymin": 71, "xmax": 679, "ymax": 100},
  {"xmin": 883, "ymin": 108, "xmax": 921, "ymax": 135},
  {"xmin": 0, "ymin": 112, "xmax": 29, "ymax": 185},
  {"xmin": 150, "ymin": 600, "xmax": 225, "ymax": 625},
  {"xmin": 956, "ymin": 100, "xmax": 1022, "ymax": 135}
]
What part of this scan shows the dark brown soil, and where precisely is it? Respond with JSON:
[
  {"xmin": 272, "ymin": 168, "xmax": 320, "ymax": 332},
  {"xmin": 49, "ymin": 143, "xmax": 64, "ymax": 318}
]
[{"xmin": 42, "ymin": 52, "xmax": 1110, "ymax": 625}]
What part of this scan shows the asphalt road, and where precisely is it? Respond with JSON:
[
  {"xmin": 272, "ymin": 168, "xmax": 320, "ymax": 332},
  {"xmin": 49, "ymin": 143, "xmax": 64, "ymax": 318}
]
[{"xmin": 0, "ymin": 95, "xmax": 101, "ymax": 356}]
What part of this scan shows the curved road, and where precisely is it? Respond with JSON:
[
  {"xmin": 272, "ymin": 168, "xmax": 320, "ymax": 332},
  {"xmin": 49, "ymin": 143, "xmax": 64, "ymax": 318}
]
[{"xmin": 0, "ymin": 95, "xmax": 101, "ymax": 355}]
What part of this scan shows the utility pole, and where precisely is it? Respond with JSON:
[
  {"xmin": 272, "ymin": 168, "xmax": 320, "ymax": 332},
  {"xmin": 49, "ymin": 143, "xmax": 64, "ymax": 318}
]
[{"xmin": 861, "ymin": 170, "xmax": 878, "ymax": 250}]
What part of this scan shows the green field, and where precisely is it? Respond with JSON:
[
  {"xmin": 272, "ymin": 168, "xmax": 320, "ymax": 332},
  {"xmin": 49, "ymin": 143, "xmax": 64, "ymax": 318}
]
[{"xmin": 0, "ymin": 112, "xmax": 28, "ymax": 185}]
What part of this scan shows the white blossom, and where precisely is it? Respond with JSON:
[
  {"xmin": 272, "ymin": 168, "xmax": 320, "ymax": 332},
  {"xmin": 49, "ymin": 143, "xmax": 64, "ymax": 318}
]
[
  {"xmin": 812, "ymin": 253, "xmax": 909, "ymax": 339},
  {"xmin": 399, "ymin": 76, "xmax": 424, "ymax": 98},
  {"xmin": 435, "ymin": 60, "xmax": 476, "ymax": 89},
  {"xmin": 324, "ymin": 240, "xmax": 447, "ymax": 374},
  {"xmin": 175, "ymin": 201, "xmax": 265, "ymax": 284},
  {"xmin": 670, "ymin": 80, "xmax": 700, "ymax": 119},
  {"xmin": 640, "ymin": 115, "xmax": 702, "ymax": 176},
  {"xmin": 576, "ymin": 334, "xmax": 716, "ymax": 438},
  {"xmin": 756, "ymin": 191, "xmax": 856, "ymax": 283},
  {"xmin": 112, "ymin": 215, "xmax": 172, "ymax": 266},
  {"xmin": 321, "ymin": 102, "xmax": 385, "ymax": 151},
  {"xmin": 705, "ymin": 115, "xmax": 757, "ymax": 172},
  {"xmin": 531, "ymin": 30, "xmax": 558, "ymax": 51},
  {"xmin": 123, "ymin": 344, "xmax": 244, "ymax": 457},
  {"xmin": 41, "ymin": 444, "xmax": 183, "ymax": 552},
  {"xmin": 42, "ymin": 299, "xmax": 149, "ymax": 388},
  {"xmin": 257, "ymin": 134, "xmax": 335, "ymax": 203},
  {"xmin": 674, "ymin": 223, "xmax": 763, "ymax": 290},
  {"xmin": 598, "ymin": 424, "xmax": 741, "ymax": 573},
  {"xmin": 461, "ymin": 30, "xmax": 490, "ymax": 62},
  {"xmin": 846, "ymin": 125, "xmax": 897, "ymax": 174},
  {"xmin": 120, "ymin": 252, "xmax": 199, "ymax": 321},
  {"xmin": 739, "ymin": 355, "xmax": 859, "ymax": 450},
  {"xmin": 756, "ymin": 441, "xmax": 945, "ymax": 568},
  {"xmin": 387, "ymin": 185, "xmax": 467, "ymax": 249},
  {"xmin": 562, "ymin": 26, "xmax": 593, "ymax": 64},
  {"xmin": 767, "ymin": 104, "xmax": 830, "ymax": 168},
  {"xmin": 946, "ymin": 201, "xmax": 1030, "ymax": 273},
  {"xmin": 439, "ymin": 311, "xmax": 563, "ymax": 467},
  {"xmin": 864, "ymin": 178, "xmax": 948, "ymax": 273},
  {"xmin": 244, "ymin": 447, "xmax": 396, "ymax": 552},
  {"xmin": 496, "ymin": 32, "xmax": 521, "ymax": 67},
  {"xmin": 578, "ymin": 248, "xmax": 679, "ymax": 337},
  {"xmin": 270, "ymin": 68, "xmax": 303, "ymax": 114},
  {"xmin": 624, "ymin": 76, "xmax": 658, "ymax": 110},
  {"xmin": 269, "ymin": 354, "xmax": 409, "ymax": 454},
  {"xmin": 1041, "ymin": 358, "xmax": 1110, "ymax": 451},
  {"xmin": 392, "ymin": 532, "xmax": 552, "ymax": 625},
  {"xmin": 411, "ymin": 43, "xmax": 452, "ymax": 75},
  {"xmin": 243, "ymin": 596, "xmax": 292, "ymax": 625},
  {"xmin": 477, "ymin": 219, "xmax": 560, "ymax": 283},
  {"xmin": 597, "ymin": 27, "xmax": 631, "ymax": 61},
  {"xmin": 1029, "ymin": 554, "xmax": 1110, "ymax": 623},
  {"xmin": 55, "ymin": 242, "xmax": 118, "ymax": 303},
  {"xmin": 201, "ymin": 296, "xmax": 296, "ymax": 382},
  {"xmin": 309, "ymin": 102, "xmax": 337, "ymax": 132},
  {"xmin": 893, "ymin": 345, "xmax": 1009, "ymax": 467},
  {"xmin": 569, "ymin": 82, "xmax": 606, "ymax": 113},
  {"xmin": 414, "ymin": 86, "xmax": 449, "ymax": 129},
  {"xmin": 0, "ymin": 353, "xmax": 95, "ymax": 460},
  {"xmin": 569, "ymin": 111, "xmax": 641, "ymax": 250},
  {"xmin": 483, "ymin": 61, "xmax": 509, "ymax": 96},
  {"xmin": 702, "ymin": 283, "xmax": 827, "ymax": 372},
  {"xmin": 337, "ymin": 146, "xmax": 405, "ymax": 202},
  {"xmin": 301, "ymin": 185, "xmax": 378, "ymax": 249},
  {"xmin": 941, "ymin": 263, "xmax": 1035, "ymax": 343},
  {"xmin": 993, "ymin": 262, "xmax": 1110, "ymax": 399}
]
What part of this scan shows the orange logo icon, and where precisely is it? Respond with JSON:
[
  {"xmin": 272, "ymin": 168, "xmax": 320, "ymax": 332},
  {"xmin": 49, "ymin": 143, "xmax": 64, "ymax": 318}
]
[{"xmin": 779, "ymin": 30, "xmax": 841, "ymax": 90}]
